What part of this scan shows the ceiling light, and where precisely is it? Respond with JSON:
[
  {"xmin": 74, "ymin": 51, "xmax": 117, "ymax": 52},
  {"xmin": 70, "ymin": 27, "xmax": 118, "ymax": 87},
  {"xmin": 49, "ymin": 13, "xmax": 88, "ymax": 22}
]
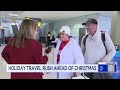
[
  {"xmin": 11, "ymin": 23, "xmax": 16, "ymax": 25},
  {"xmin": 42, "ymin": 23, "xmax": 47, "ymax": 26},
  {"xmin": 9, "ymin": 13, "xmax": 18, "ymax": 17}
]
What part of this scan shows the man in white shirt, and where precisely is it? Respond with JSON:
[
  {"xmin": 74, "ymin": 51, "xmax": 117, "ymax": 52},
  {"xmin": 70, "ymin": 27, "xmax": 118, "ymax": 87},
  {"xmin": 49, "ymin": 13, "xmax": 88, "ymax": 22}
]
[{"xmin": 81, "ymin": 18, "xmax": 116, "ymax": 78}]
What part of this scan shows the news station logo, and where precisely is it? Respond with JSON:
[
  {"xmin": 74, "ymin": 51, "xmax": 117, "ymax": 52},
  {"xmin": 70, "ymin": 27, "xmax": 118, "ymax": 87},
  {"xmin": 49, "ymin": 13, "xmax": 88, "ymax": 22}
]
[
  {"xmin": 98, "ymin": 64, "xmax": 108, "ymax": 72},
  {"xmin": 98, "ymin": 62, "xmax": 119, "ymax": 73}
]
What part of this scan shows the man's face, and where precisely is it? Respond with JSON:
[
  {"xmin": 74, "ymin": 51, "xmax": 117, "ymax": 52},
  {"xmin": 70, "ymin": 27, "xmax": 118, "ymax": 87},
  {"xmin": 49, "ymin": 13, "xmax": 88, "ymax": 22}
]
[{"xmin": 86, "ymin": 22, "xmax": 97, "ymax": 34}]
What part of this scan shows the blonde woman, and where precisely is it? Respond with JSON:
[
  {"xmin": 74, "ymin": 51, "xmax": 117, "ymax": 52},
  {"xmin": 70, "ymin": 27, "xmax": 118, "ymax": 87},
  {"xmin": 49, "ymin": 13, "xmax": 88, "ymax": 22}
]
[{"xmin": 1, "ymin": 19, "xmax": 48, "ymax": 79}]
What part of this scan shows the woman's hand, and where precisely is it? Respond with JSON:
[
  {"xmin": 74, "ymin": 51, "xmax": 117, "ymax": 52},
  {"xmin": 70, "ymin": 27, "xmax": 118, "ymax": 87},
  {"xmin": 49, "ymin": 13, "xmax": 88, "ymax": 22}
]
[{"xmin": 44, "ymin": 52, "xmax": 47, "ymax": 56}]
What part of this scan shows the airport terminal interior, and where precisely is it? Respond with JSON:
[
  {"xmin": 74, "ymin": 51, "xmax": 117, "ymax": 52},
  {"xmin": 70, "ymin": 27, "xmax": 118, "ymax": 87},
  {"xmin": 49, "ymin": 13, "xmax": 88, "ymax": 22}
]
[{"xmin": 0, "ymin": 11, "xmax": 120, "ymax": 79}]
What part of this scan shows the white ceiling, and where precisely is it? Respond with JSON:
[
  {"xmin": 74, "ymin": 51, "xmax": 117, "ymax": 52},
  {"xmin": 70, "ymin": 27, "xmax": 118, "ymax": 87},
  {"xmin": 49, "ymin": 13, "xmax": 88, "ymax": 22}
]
[{"xmin": 0, "ymin": 11, "xmax": 113, "ymax": 22}]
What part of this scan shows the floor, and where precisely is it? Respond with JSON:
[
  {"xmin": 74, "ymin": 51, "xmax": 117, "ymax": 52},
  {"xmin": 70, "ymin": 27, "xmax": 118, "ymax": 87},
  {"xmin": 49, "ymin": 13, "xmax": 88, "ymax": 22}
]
[{"xmin": 0, "ymin": 44, "xmax": 55, "ymax": 79}]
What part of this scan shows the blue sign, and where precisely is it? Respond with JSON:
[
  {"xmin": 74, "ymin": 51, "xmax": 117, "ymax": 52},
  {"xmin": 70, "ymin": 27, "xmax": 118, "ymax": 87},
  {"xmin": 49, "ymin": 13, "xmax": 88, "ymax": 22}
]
[{"xmin": 98, "ymin": 64, "xmax": 108, "ymax": 72}]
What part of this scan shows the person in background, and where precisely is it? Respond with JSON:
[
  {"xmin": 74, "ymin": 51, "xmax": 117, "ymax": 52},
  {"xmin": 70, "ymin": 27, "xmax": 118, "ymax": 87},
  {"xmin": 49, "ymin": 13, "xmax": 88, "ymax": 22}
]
[
  {"xmin": 52, "ymin": 25, "xmax": 85, "ymax": 79},
  {"xmin": 50, "ymin": 35, "xmax": 56, "ymax": 47},
  {"xmin": 55, "ymin": 34, "xmax": 60, "ymax": 43},
  {"xmin": 1, "ymin": 19, "xmax": 48, "ymax": 79},
  {"xmin": 4, "ymin": 36, "xmax": 7, "ymax": 44},
  {"xmin": 46, "ymin": 32, "xmax": 51, "ymax": 47},
  {"xmin": 51, "ymin": 35, "xmax": 55, "ymax": 41},
  {"xmin": 50, "ymin": 34, "xmax": 60, "ymax": 48}
]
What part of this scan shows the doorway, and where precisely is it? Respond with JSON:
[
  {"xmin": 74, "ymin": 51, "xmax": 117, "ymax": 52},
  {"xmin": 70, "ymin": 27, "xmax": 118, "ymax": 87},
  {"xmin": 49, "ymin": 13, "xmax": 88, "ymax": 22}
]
[{"xmin": 79, "ymin": 28, "xmax": 86, "ymax": 46}]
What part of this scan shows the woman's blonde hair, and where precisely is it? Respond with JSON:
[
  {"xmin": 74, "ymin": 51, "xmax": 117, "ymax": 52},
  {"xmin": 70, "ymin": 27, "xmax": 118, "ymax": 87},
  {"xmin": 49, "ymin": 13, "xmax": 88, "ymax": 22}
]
[{"xmin": 9, "ymin": 19, "xmax": 38, "ymax": 48}]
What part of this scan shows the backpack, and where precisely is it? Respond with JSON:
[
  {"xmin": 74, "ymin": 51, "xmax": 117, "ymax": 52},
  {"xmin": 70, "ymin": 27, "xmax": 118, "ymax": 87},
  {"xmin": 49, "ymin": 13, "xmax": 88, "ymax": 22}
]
[{"xmin": 83, "ymin": 31, "xmax": 107, "ymax": 54}]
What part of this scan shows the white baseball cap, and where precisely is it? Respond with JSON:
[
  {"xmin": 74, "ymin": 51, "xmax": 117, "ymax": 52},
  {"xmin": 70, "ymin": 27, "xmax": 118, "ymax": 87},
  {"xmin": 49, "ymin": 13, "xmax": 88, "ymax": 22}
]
[{"xmin": 59, "ymin": 25, "xmax": 71, "ymax": 36}]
